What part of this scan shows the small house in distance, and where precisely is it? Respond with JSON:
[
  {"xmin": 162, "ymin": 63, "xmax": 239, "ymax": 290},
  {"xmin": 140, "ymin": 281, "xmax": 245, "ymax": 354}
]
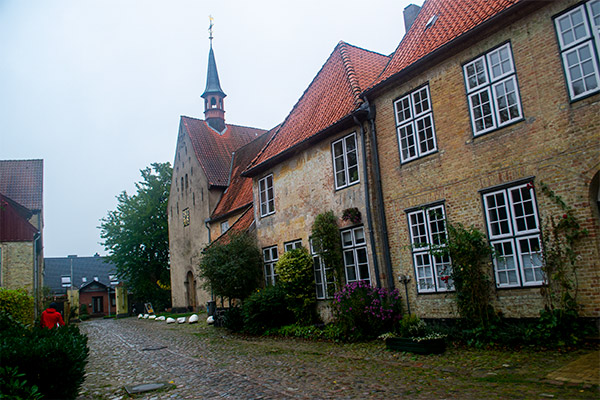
[{"xmin": 44, "ymin": 254, "xmax": 119, "ymax": 317}]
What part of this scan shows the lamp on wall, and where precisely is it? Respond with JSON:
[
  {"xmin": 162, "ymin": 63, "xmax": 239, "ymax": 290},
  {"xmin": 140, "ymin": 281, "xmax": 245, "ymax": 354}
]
[{"xmin": 398, "ymin": 274, "xmax": 411, "ymax": 315}]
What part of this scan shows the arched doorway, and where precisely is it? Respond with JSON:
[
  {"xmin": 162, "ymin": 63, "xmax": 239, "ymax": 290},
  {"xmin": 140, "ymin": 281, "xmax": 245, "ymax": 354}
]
[{"xmin": 184, "ymin": 271, "xmax": 197, "ymax": 311}]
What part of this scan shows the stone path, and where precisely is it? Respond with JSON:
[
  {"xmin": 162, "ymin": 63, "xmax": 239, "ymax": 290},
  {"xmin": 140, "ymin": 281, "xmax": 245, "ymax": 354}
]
[
  {"xmin": 77, "ymin": 318, "xmax": 599, "ymax": 400},
  {"xmin": 546, "ymin": 350, "xmax": 599, "ymax": 385},
  {"xmin": 78, "ymin": 318, "xmax": 299, "ymax": 399}
]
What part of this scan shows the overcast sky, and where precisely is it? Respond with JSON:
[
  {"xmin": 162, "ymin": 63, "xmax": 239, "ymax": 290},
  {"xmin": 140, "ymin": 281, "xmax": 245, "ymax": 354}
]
[{"xmin": 0, "ymin": 0, "xmax": 422, "ymax": 257}]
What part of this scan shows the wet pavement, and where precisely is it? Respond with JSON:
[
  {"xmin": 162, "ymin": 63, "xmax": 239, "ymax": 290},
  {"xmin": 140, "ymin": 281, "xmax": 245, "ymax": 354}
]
[{"xmin": 77, "ymin": 317, "xmax": 599, "ymax": 400}]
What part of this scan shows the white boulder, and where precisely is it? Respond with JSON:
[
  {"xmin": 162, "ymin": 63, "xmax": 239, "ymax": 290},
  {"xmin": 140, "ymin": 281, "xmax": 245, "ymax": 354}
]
[
  {"xmin": 143, "ymin": 314, "xmax": 149, "ymax": 319},
  {"xmin": 176, "ymin": 317, "xmax": 186, "ymax": 324},
  {"xmin": 166, "ymin": 317, "xmax": 176, "ymax": 324},
  {"xmin": 155, "ymin": 316, "xmax": 166, "ymax": 321},
  {"xmin": 137, "ymin": 314, "xmax": 143, "ymax": 319},
  {"xmin": 188, "ymin": 314, "xmax": 199, "ymax": 324},
  {"xmin": 206, "ymin": 315, "xmax": 214, "ymax": 325}
]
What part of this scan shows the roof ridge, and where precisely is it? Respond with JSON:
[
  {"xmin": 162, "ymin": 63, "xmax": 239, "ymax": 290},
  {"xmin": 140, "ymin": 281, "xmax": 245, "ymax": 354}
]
[
  {"xmin": 337, "ymin": 41, "xmax": 363, "ymax": 107},
  {"xmin": 181, "ymin": 115, "xmax": 269, "ymax": 132}
]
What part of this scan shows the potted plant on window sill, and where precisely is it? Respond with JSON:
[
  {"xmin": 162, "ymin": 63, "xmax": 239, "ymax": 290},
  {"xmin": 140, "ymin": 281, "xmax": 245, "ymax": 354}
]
[{"xmin": 380, "ymin": 314, "xmax": 446, "ymax": 355}]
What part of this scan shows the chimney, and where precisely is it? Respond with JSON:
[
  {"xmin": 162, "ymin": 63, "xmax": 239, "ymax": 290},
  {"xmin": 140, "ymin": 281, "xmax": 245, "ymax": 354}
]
[{"xmin": 404, "ymin": 4, "xmax": 421, "ymax": 33}]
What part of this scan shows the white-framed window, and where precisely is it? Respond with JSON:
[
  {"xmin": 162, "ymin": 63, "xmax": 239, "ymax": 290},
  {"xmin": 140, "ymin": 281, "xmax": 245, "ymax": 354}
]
[
  {"xmin": 263, "ymin": 246, "xmax": 278, "ymax": 286},
  {"xmin": 393, "ymin": 84, "xmax": 437, "ymax": 163},
  {"xmin": 332, "ymin": 133, "xmax": 359, "ymax": 189},
  {"xmin": 463, "ymin": 43, "xmax": 523, "ymax": 136},
  {"xmin": 341, "ymin": 226, "xmax": 370, "ymax": 284},
  {"xmin": 483, "ymin": 182, "xmax": 544, "ymax": 288},
  {"xmin": 284, "ymin": 239, "xmax": 302, "ymax": 252},
  {"xmin": 554, "ymin": 0, "xmax": 600, "ymax": 101},
  {"xmin": 220, "ymin": 220, "xmax": 229, "ymax": 234},
  {"xmin": 407, "ymin": 204, "xmax": 452, "ymax": 293},
  {"xmin": 259, "ymin": 174, "xmax": 275, "ymax": 217},
  {"xmin": 109, "ymin": 275, "xmax": 119, "ymax": 285},
  {"xmin": 310, "ymin": 238, "xmax": 336, "ymax": 300},
  {"xmin": 61, "ymin": 275, "xmax": 72, "ymax": 288}
]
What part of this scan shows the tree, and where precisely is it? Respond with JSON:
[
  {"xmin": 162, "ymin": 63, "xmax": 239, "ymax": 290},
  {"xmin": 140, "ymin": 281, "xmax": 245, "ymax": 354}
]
[
  {"xmin": 99, "ymin": 162, "xmax": 172, "ymax": 310},
  {"xmin": 197, "ymin": 232, "xmax": 263, "ymax": 305},
  {"xmin": 275, "ymin": 247, "xmax": 317, "ymax": 324}
]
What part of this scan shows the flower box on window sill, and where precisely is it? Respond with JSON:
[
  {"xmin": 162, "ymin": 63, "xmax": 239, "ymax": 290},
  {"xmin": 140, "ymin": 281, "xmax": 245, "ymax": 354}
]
[{"xmin": 385, "ymin": 337, "xmax": 446, "ymax": 355}]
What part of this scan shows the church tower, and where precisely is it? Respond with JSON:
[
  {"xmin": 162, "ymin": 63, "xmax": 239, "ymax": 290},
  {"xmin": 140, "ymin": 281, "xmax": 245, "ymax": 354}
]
[{"xmin": 201, "ymin": 17, "xmax": 227, "ymax": 132}]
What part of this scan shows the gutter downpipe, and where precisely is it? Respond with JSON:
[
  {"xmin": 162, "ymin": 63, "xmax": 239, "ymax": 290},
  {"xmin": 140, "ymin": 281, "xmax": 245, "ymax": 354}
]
[
  {"xmin": 353, "ymin": 105, "xmax": 381, "ymax": 289},
  {"xmin": 364, "ymin": 99, "xmax": 395, "ymax": 290},
  {"xmin": 33, "ymin": 231, "xmax": 41, "ymax": 320}
]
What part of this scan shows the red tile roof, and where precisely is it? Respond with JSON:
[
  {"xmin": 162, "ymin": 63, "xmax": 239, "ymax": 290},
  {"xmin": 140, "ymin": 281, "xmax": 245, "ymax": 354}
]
[
  {"xmin": 0, "ymin": 159, "xmax": 43, "ymax": 211},
  {"xmin": 181, "ymin": 117, "xmax": 268, "ymax": 187},
  {"xmin": 370, "ymin": 0, "xmax": 523, "ymax": 90},
  {"xmin": 211, "ymin": 127, "xmax": 277, "ymax": 219},
  {"xmin": 211, "ymin": 205, "xmax": 255, "ymax": 246},
  {"xmin": 0, "ymin": 193, "xmax": 38, "ymax": 241},
  {"xmin": 244, "ymin": 41, "xmax": 389, "ymax": 175}
]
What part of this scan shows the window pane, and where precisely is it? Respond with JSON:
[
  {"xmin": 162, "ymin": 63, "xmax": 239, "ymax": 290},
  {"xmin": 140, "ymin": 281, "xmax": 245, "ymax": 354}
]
[
  {"xmin": 354, "ymin": 227, "xmax": 365, "ymax": 244},
  {"xmin": 465, "ymin": 58, "xmax": 488, "ymax": 91},
  {"xmin": 518, "ymin": 236, "xmax": 543, "ymax": 284},
  {"xmin": 398, "ymin": 124, "xmax": 417, "ymax": 161},
  {"xmin": 394, "ymin": 96, "xmax": 412, "ymax": 124},
  {"xmin": 414, "ymin": 253, "xmax": 435, "ymax": 292},
  {"xmin": 409, "ymin": 211, "xmax": 428, "ymax": 247},
  {"xmin": 412, "ymin": 86, "xmax": 430, "ymax": 115},
  {"xmin": 488, "ymin": 44, "xmax": 513, "ymax": 80},
  {"xmin": 485, "ymin": 192, "xmax": 511, "ymax": 237},
  {"xmin": 416, "ymin": 115, "xmax": 436, "ymax": 154},
  {"xmin": 509, "ymin": 185, "xmax": 538, "ymax": 233},
  {"xmin": 342, "ymin": 230, "xmax": 353, "ymax": 247},
  {"xmin": 470, "ymin": 89, "xmax": 495, "ymax": 133},
  {"xmin": 493, "ymin": 240, "xmax": 519, "ymax": 286}
]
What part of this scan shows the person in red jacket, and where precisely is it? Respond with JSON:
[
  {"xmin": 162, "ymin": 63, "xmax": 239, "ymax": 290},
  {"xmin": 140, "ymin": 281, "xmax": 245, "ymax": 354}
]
[{"xmin": 41, "ymin": 302, "xmax": 65, "ymax": 329}]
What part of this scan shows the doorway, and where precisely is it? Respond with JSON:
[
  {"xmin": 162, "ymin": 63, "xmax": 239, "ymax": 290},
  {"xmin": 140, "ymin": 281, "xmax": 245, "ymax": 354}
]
[{"xmin": 185, "ymin": 271, "xmax": 197, "ymax": 311}]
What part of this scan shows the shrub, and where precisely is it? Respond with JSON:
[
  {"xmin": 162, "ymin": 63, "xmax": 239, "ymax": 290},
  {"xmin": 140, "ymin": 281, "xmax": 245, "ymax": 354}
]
[
  {"xmin": 222, "ymin": 306, "xmax": 244, "ymax": 332},
  {"xmin": 275, "ymin": 248, "xmax": 317, "ymax": 324},
  {"xmin": 0, "ymin": 366, "xmax": 43, "ymax": 400},
  {"xmin": 0, "ymin": 313, "xmax": 89, "ymax": 400},
  {"xmin": 398, "ymin": 314, "xmax": 427, "ymax": 338},
  {"xmin": 198, "ymin": 232, "xmax": 263, "ymax": 304},
  {"xmin": 0, "ymin": 288, "xmax": 34, "ymax": 326},
  {"xmin": 241, "ymin": 285, "xmax": 294, "ymax": 335},
  {"xmin": 311, "ymin": 211, "xmax": 343, "ymax": 291},
  {"xmin": 332, "ymin": 281, "xmax": 402, "ymax": 341}
]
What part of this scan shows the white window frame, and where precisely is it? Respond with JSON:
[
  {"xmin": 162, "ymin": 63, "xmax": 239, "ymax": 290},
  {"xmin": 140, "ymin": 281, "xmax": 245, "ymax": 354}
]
[
  {"xmin": 284, "ymin": 239, "xmax": 302, "ymax": 252},
  {"xmin": 263, "ymin": 246, "xmax": 278, "ymax": 286},
  {"xmin": 259, "ymin": 174, "xmax": 275, "ymax": 217},
  {"xmin": 340, "ymin": 226, "xmax": 371, "ymax": 284},
  {"xmin": 407, "ymin": 204, "xmax": 453, "ymax": 293},
  {"xmin": 310, "ymin": 238, "xmax": 336, "ymax": 300},
  {"xmin": 332, "ymin": 133, "xmax": 360, "ymax": 190},
  {"xmin": 463, "ymin": 43, "xmax": 523, "ymax": 136},
  {"xmin": 220, "ymin": 220, "xmax": 229, "ymax": 234},
  {"xmin": 61, "ymin": 275, "xmax": 72, "ymax": 288},
  {"xmin": 554, "ymin": 1, "xmax": 600, "ymax": 101},
  {"xmin": 483, "ymin": 183, "xmax": 544, "ymax": 288},
  {"xmin": 393, "ymin": 84, "xmax": 437, "ymax": 163}
]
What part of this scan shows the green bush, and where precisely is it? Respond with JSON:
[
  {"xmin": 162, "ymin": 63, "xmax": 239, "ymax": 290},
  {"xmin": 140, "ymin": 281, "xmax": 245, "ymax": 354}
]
[
  {"xmin": 0, "ymin": 313, "xmax": 89, "ymax": 400},
  {"xmin": 0, "ymin": 366, "xmax": 43, "ymax": 400},
  {"xmin": 222, "ymin": 307, "xmax": 244, "ymax": 332},
  {"xmin": 332, "ymin": 281, "xmax": 402, "ymax": 342},
  {"xmin": 0, "ymin": 288, "xmax": 34, "ymax": 326},
  {"xmin": 275, "ymin": 248, "xmax": 317, "ymax": 324},
  {"xmin": 241, "ymin": 285, "xmax": 294, "ymax": 335},
  {"xmin": 398, "ymin": 314, "xmax": 427, "ymax": 338}
]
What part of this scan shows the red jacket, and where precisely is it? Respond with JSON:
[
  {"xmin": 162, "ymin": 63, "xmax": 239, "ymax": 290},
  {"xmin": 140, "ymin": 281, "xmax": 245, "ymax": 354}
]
[{"xmin": 41, "ymin": 307, "xmax": 65, "ymax": 329}]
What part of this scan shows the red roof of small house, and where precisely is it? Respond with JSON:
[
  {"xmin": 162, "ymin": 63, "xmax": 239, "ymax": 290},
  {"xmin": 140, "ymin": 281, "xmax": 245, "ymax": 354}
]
[
  {"xmin": 0, "ymin": 193, "xmax": 38, "ymax": 242},
  {"xmin": 181, "ymin": 117, "xmax": 269, "ymax": 187},
  {"xmin": 211, "ymin": 127, "xmax": 277, "ymax": 220},
  {"xmin": 244, "ymin": 41, "xmax": 389, "ymax": 176},
  {"xmin": 0, "ymin": 159, "xmax": 43, "ymax": 211},
  {"xmin": 211, "ymin": 205, "xmax": 255, "ymax": 246},
  {"xmin": 369, "ymin": 0, "xmax": 523, "ymax": 91}
]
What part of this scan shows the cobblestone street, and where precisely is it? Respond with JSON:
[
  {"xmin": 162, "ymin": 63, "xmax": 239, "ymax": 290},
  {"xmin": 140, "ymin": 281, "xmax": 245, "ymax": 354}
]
[{"xmin": 78, "ymin": 317, "xmax": 598, "ymax": 400}]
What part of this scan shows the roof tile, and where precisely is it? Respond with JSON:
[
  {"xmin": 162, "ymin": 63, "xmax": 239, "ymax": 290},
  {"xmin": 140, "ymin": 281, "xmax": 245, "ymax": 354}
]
[
  {"xmin": 181, "ymin": 117, "xmax": 268, "ymax": 186},
  {"xmin": 246, "ymin": 42, "xmax": 389, "ymax": 173},
  {"xmin": 0, "ymin": 159, "xmax": 43, "ymax": 211}
]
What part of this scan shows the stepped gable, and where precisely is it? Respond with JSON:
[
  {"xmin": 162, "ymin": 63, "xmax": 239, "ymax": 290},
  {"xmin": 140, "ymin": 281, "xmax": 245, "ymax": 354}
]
[
  {"xmin": 211, "ymin": 126, "xmax": 277, "ymax": 219},
  {"xmin": 244, "ymin": 42, "xmax": 389, "ymax": 175},
  {"xmin": 181, "ymin": 116, "xmax": 268, "ymax": 187},
  {"xmin": 0, "ymin": 159, "xmax": 43, "ymax": 211},
  {"xmin": 370, "ymin": 0, "xmax": 523, "ymax": 90}
]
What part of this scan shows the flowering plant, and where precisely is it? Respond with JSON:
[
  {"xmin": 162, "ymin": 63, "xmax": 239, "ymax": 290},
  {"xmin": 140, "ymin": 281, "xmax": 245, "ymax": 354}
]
[
  {"xmin": 341, "ymin": 207, "xmax": 361, "ymax": 224},
  {"xmin": 332, "ymin": 281, "xmax": 402, "ymax": 341}
]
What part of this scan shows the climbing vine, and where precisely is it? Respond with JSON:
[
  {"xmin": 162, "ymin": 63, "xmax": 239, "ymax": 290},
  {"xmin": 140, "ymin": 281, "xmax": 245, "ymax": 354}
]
[
  {"xmin": 311, "ymin": 211, "xmax": 344, "ymax": 294},
  {"xmin": 539, "ymin": 182, "xmax": 588, "ymax": 313}
]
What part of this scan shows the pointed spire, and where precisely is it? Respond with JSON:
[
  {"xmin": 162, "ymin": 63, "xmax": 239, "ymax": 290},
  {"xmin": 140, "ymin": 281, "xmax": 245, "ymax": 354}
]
[{"xmin": 201, "ymin": 16, "xmax": 226, "ymax": 132}]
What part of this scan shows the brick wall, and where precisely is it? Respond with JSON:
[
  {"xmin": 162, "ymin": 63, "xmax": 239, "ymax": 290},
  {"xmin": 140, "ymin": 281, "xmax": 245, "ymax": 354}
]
[{"xmin": 371, "ymin": 0, "xmax": 600, "ymax": 318}]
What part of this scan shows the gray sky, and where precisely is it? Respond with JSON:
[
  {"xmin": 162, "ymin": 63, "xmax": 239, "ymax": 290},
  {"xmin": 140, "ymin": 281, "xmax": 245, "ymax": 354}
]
[{"xmin": 0, "ymin": 0, "xmax": 421, "ymax": 257}]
